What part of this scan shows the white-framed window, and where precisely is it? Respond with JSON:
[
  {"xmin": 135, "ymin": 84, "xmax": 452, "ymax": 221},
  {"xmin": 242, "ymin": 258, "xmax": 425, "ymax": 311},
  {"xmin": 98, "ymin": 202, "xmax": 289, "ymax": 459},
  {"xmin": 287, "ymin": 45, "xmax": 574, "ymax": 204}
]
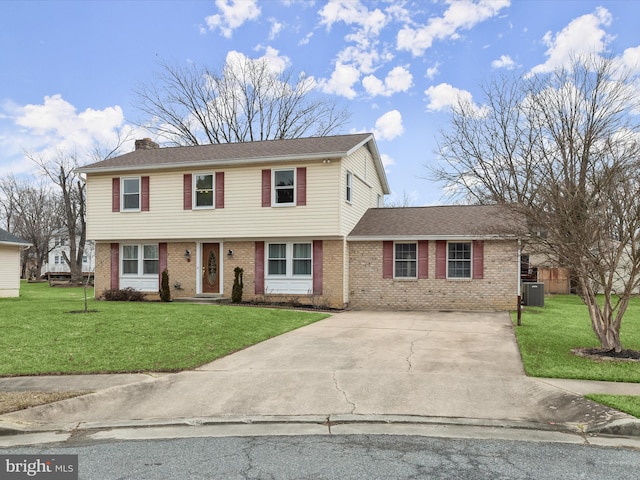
[
  {"xmin": 447, "ymin": 242, "xmax": 472, "ymax": 278},
  {"xmin": 122, "ymin": 244, "xmax": 159, "ymax": 276},
  {"xmin": 273, "ymin": 169, "xmax": 295, "ymax": 206},
  {"xmin": 194, "ymin": 173, "xmax": 214, "ymax": 208},
  {"xmin": 394, "ymin": 243, "xmax": 417, "ymax": 278},
  {"xmin": 346, "ymin": 171, "xmax": 353, "ymax": 203},
  {"xmin": 82, "ymin": 255, "xmax": 88, "ymax": 264},
  {"xmin": 54, "ymin": 255, "xmax": 61, "ymax": 265},
  {"xmin": 293, "ymin": 243, "xmax": 312, "ymax": 275},
  {"xmin": 121, "ymin": 177, "xmax": 141, "ymax": 211},
  {"xmin": 266, "ymin": 242, "xmax": 312, "ymax": 277},
  {"xmin": 268, "ymin": 244, "xmax": 287, "ymax": 276}
]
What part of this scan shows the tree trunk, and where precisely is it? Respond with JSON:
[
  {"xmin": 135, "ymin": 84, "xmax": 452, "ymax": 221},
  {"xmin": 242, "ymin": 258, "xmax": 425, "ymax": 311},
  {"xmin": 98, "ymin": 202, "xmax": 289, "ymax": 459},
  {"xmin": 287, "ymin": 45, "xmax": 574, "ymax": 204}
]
[{"xmin": 582, "ymin": 280, "xmax": 623, "ymax": 352}]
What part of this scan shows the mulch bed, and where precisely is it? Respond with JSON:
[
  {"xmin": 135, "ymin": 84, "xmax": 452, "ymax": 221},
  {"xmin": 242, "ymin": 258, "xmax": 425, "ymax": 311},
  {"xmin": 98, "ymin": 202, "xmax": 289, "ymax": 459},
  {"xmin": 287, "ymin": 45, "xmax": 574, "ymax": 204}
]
[{"xmin": 572, "ymin": 348, "xmax": 640, "ymax": 362}]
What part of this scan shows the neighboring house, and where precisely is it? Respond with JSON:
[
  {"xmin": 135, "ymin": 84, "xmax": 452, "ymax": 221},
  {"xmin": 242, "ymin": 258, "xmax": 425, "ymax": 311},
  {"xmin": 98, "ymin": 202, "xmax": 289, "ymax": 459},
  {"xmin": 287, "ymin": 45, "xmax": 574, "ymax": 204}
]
[
  {"xmin": 347, "ymin": 205, "xmax": 522, "ymax": 311},
  {"xmin": 77, "ymin": 134, "xmax": 389, "ymax": 309},
  {"xmin": 78, "ymin": 135, "xmax": 525, "ymax": 311},
  {"xmin": 0, "ymin": 228, "xmax": 31, "ymax": 297},
  {"xmin": 41, "ymin": 229, "xmax": 95, "ymax": 280}
]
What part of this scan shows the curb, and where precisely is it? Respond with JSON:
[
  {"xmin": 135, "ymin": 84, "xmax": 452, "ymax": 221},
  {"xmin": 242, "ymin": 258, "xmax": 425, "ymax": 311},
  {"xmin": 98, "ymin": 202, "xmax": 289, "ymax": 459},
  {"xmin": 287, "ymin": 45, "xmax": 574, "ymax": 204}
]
[{"xmin": 3, "ymin": 413, "xmax": 640, "ymax": 439}]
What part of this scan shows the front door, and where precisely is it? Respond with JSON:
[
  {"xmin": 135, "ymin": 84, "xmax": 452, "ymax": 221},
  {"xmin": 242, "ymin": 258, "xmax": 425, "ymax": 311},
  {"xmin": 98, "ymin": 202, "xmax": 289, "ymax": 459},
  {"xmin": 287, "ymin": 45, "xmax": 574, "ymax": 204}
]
[{"xmin": 202, "ymin": 243, "xmax": 220, "ymax": 294}]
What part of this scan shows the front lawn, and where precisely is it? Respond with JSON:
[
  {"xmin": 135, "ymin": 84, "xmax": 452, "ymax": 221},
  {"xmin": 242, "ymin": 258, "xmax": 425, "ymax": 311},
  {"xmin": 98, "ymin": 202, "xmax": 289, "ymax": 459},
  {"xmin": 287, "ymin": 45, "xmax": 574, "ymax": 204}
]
[
  {"xmin": 0, "ymin": 282, "xmax": 329, "ymax": 376},
  {"xmin": 513, "ymin": 294, "xmax": 640, "ymax": 383},
  {"xmin": 513, "ymin": 294, "xmax": 640, "ymax": 418}
]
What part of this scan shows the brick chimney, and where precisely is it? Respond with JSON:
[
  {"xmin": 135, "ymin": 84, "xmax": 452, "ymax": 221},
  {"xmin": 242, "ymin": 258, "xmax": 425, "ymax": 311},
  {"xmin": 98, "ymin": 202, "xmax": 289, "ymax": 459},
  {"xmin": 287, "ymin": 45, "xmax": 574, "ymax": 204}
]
[{"xmin": 135, "ymin": 138, "xmax": 159, "ymax": 150}]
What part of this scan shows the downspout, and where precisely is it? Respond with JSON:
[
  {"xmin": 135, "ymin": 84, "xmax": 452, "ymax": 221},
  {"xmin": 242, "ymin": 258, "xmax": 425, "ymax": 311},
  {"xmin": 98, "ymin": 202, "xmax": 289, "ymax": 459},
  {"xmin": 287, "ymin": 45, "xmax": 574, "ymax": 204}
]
[{"xmin": 517, "ymin": 238, "xmax": 522, "ymax": 326}]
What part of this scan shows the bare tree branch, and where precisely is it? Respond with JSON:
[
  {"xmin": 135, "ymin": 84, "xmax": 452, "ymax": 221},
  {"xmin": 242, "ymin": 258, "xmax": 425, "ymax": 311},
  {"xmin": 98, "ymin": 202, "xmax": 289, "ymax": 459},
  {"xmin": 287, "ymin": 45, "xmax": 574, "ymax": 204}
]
[
  {"xmin": 430, "ymin": 55, "xmax": 640, "ymax": 352},
  {"xmin": 132, "ymin": 58, "xmax": 350, "ymax": 145}
]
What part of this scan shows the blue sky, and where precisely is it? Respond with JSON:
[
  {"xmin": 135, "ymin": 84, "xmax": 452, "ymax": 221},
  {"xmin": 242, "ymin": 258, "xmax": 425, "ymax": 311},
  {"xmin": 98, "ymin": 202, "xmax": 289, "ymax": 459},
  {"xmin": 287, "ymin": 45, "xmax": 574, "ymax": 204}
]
[{"xmin": 1, "ymin": 0, "xmax": 639, "ymax": 205}]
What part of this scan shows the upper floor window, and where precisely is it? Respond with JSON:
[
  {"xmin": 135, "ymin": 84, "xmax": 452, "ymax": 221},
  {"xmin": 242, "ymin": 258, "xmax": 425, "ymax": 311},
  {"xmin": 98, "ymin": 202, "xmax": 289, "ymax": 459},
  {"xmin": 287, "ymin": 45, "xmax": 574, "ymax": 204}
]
[
  {"xmin": 194, "ymin": 173, "xmax": 214, "ymax": 208},
  {"xmin": 273, "ymin": 169, "xmax": 295, "ymax": 205},
  {"xmin": 448, "ymin": 242, "xmax": 471, "ymax": 278},
  {"xmin": 122, "ymin": 178, "xmax": 140, "ymax": 211},
  {"xmin": 395, "ymin": 243, "xmax": 417, "ymax": 278},
  {"xmin": 346, "ymin": 171, "xmax": 353, "ymax": 203}
]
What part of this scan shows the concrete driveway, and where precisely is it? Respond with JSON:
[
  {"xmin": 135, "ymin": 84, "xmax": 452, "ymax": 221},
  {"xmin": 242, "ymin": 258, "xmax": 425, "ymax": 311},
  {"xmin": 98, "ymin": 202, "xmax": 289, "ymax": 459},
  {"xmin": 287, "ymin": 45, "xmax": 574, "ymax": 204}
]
[{"xmin": 0, "ymin": 310, "xmax": 634, "ymax": 434}]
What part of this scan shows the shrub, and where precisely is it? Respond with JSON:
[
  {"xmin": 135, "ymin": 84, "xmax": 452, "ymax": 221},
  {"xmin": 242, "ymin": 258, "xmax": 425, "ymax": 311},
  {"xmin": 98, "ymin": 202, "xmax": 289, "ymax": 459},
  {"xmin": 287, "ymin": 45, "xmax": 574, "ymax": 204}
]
[
  {"xmin": 232, "ymin": 267, "xmax": 244, "ymax": 303},
  {"xmin": 102, "ymin": 287, "xmax": 146, "ymax": 302},
  {"xmin": 159, "ymin": 268, "xmax": 171, "ymax": 302}
]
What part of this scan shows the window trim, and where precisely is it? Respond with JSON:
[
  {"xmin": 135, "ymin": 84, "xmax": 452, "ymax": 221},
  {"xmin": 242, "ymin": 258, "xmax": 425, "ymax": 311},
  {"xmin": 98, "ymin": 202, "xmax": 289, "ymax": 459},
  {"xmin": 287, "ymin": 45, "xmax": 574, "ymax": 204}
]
[
  {"xmin": 192, "ymin": 172, "xmax": 215, "ymax": 209},
  {"xmin": 394, "ymin": 242, "xmax": 418, "ymax": 279},
  {"xmin": 121, "ymin": 243, "xmax": 160, "ymax": 277},
  {"xmin": 272, "ymin": 168, "xmax": 296, "ymax": 206},
  {"xmin": 265, "ymin": 242, "xmax": 313, "ymax": 278},
  {"xmin": 446, "ymin": 241, "xmax": 472, "ymax": 279},
  {"xmin": 346, "ymin": 171, "xmax": 353, "ymax": 203},
  {"xmin": 121, "ymin": 177, "xmax": 141, "ymax": 212}
]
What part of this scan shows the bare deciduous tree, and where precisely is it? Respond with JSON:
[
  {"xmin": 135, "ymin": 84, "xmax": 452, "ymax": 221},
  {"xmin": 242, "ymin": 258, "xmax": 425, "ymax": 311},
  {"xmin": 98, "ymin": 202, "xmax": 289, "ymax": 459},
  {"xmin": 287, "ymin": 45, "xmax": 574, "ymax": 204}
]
[
  {"xmin": 28, "ymin": 151, "xmax": 86, "ymax": 283},
  {"xmin": 431, "ymin": 56, "xmax": 640, "ymax": 352},
  {"xmin": 133, "ymin": 56, "xmax": 350, "ymax": 145},
  {"xmin": 0, "ymin": 175, "xmax": 60, "ymax": 278},
  {"xmin": 27, "ymin": 134, "xmax": 129, "ymax": 284}
]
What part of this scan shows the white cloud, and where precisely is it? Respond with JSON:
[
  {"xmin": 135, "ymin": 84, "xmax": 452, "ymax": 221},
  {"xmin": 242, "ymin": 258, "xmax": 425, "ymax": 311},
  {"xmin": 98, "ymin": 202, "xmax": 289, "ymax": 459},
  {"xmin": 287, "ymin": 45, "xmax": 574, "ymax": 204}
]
[
  {"xmin": 380, "ymin": 153, "xmax": 396, "ymax": 169},
  {"xmin": 319, "ymin": 0, "xmax": 386, "ymax": 35},
  {"xmin": 530, "ymin": 7, "xmax": 613, "ymax": 75},
  {"xmin": 363, "ymin": 66, "xmax": 413, "ymax": 97},
  {"xmin": 372, "ymin": 110, "xmax": 404, "ymax": 141},
  {"xmin": 492, "ymin": 54, "xmax": 516, "ymax": 70},
  {"xmin": 620, "ymin": 45, "xmax": 640, "ymax": 75},
  {"xmin": 229, "ymin": 47, "xmax": 290, "ymax": 74},
  {"xmin": 0, "ymin": 95, "xmax": 138, "ymax": 177},
  {"xmin": 268, "ymin": 19, "xmax": 283, "ymax": 40},
  {"xmin": 318, "ymin": 62, "xmax": 360, "ymax": 99},
  {"xmin": 424, "ymin": 83, "xmax": 485, "ymax": 116},
  {"xmin": 299, "ymin": 32, "xmax": 313, "ymax": 46},
  {"xmin": 204, "ymin": 0, "xmax": 261, "ymax": 38},
  {"xmin": 317, "ymin": 0, "xmax": 394, "ymax": 94},
  {"xmin": 426, "ymin": 63, "xmax": 440, "ymax": 80},
  {"xmin": 397, "ymin": 0, "xmax": 510, "ymax": 56}
]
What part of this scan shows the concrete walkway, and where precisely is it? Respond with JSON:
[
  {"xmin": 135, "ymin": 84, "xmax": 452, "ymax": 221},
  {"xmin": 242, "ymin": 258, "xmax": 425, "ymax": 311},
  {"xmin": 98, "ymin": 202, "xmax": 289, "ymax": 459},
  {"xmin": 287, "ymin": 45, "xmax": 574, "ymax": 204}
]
[{"xmin": 1, "ymin": 310, "xmax": 639, "ymax": 438}]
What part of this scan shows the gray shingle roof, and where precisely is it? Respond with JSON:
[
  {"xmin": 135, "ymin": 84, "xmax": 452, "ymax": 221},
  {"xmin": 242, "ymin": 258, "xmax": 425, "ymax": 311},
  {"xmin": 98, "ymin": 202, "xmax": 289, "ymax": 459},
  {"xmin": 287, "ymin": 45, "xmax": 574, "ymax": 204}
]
[
  {"xmin": 0, "ymin": 228, "xmax": 30, "ymax": 246},
  {"xmin": 78, "ymin": 133, "xmax": 375, "ymax": 172},
  {"xmin": 348, "ymin": 205, "xmax": 522, "ymax": 239}
]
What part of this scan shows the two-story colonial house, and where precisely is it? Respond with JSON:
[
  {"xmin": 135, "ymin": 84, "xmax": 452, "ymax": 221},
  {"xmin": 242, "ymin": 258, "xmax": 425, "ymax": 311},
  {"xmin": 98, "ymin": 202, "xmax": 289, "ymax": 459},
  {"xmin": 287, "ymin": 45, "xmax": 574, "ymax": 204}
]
[
  {"xmin": 77, "ymin": 134, "xmax": 389, "ymax": 309},
  {"xmin": 79, "ymin": 134, "xmax": 524, "ymax": 311}
]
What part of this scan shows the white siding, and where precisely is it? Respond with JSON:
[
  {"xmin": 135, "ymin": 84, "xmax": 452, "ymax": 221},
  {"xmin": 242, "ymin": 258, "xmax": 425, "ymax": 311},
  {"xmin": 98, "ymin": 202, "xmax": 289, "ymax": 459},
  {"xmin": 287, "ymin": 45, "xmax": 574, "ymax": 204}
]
[
  {"xmin": 339, "ymin": 147, "xmax": 385, "ymax": 236},
  {"xmin": 0, "ymin": 244, "xmax": 21, "ymax": 297},
  {"xmin": 86, "ymin": 162, "xmax": 344, "ymax": 241}
]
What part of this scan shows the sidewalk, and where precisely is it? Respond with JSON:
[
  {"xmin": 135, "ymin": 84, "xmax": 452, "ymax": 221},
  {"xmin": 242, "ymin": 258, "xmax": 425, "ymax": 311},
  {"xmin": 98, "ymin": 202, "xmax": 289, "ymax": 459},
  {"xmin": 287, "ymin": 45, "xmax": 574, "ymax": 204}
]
[{"xmin": 4, "ymin": 372, "xmax": 640, "ymax": 397}]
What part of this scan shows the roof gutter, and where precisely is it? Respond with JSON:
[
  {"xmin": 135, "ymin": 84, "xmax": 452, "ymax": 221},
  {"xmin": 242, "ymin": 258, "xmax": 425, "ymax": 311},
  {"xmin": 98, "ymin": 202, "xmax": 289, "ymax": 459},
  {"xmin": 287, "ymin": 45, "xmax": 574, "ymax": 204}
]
[
  {"xmin": 76, "ymin": 151, "xmax": 349, "ymax": 175},
  {"xmin": 347, "ymin": 234, "xmax": 521, "ymax": 241}
]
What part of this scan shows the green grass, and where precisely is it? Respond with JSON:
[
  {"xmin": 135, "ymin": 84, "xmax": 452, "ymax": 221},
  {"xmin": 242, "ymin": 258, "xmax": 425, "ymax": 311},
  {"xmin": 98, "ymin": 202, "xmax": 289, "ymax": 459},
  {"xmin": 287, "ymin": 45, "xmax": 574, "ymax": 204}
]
[
  {"xmin": 512, "ymin": 294, "xmax": 640, "ymax": 383},
  {"xmin": 585, "ymin": 394, "xmax": 640, "ymax": 419},
  {"xmin": 513, "ymin": 294, "xmax": 640, "ymax": 418},
  {"xmin": 0, "ymin": 282, "xmax": 329, "ymax": 376}
]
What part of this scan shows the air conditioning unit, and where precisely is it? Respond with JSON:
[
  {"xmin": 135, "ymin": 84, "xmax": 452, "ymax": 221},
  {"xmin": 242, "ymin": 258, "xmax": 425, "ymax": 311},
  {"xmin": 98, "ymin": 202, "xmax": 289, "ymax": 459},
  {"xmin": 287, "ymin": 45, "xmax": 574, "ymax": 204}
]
[{"xmin": 522, "ymin": 282, "xmax": 545, "ymax": 307}]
